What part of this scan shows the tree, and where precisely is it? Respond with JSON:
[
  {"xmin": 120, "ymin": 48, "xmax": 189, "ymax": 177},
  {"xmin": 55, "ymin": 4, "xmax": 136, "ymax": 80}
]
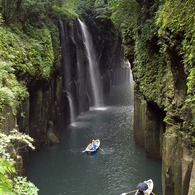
[{"xmin": 0, "ymin": 129, "xmax": 39, "ymax": 194}]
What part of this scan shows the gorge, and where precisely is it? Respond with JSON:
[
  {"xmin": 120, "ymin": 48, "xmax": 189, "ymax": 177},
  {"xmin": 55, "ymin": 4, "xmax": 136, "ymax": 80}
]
[{"xmin": 0, "ymin": 1, "xmax": 194, "ymax": 195}]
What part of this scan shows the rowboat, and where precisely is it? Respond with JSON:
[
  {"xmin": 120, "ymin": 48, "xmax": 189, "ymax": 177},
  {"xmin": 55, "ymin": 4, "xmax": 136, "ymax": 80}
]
[
  {"xmin": 135, "ymin": 179, "xmax": 154, "ymax": 195},
  {"xmin": 82, "ymin": 139, "xmax": 100, "ymax": 154}
]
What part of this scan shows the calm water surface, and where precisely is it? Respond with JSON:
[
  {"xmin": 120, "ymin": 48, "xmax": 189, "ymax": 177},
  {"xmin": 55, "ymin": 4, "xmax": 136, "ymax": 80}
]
[{"xmin": 27, "ymin": 83, "xmax": 162, "ymax": 195}]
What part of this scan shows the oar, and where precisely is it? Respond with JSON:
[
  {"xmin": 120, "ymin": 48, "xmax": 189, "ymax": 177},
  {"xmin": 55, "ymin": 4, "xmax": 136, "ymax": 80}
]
[
  {"xmin": 151, "ymin": 192, "xmax": 156, "ymax": 195},
  {"xmin": 121, "ymin": 189, "xmax": 137, "ymax": 195},
  {"xmin": 99, "ymin": 147, "xmax": 104, "ymax": 152}
]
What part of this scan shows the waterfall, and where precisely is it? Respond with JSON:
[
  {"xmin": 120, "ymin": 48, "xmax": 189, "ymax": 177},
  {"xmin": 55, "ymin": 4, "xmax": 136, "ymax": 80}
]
[
  {"xmin": 59, "ymin": 20, "xmax": 76, "ymax": 123},
  {"xmin": 66, "ymin": 92, "xmax": 76, "ymax": 124},
  {"xmin": 129, "ymin": 65, "xmax": 134, "ymax": 106},
  {"xmin": 70, "ymin": 22, "xmax": 88, "ymax": 114},
  {"xmin": 59, "ymin": 19, "xmax": 106, "ymax": 124},
  {"xmin": 112, "ymin": 59, "xmax": 131, "ymax": 85},
  {"xmin": 78, "ymin": 19, "xmax": 104, "ymax": 108},
  {"xmin": 127, "ymin": 60, "xmax": 132, "ymax": 83}
]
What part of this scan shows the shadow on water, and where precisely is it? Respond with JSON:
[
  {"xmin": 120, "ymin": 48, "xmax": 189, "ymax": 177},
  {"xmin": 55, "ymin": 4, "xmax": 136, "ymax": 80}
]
[{"xmin": 27, "ymin": 83, "xmax": 162, "ymax": 195}]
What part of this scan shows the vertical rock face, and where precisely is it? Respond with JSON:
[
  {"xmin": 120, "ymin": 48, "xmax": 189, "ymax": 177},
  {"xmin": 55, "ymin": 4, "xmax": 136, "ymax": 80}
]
[
  {"xmin": 1, "ymin": 106, "xmax": 17, "ymax": 133},
  {"xmin": 162, "ymin": 133, "xmax": 182, "ymax": 195},
  {"xmin": 134, "ymin": 89, "xmax": 195, "ymax": 195},
  {"xmin": 145, "ymin": 102, "xmax": 165, "ymax": 159},
  {"xmin": 188, "ymin": 158, "xmax": 195, "ymax": 195},
  {"xmin": 83, "ymin": 18, "xmax": 128, "ymax": 92},
  {"xmin": 130, "ymin": 1, "xmax": 195, "ymax": 194},
  {"xmin": 134, "ymin": 92, "xmax": 147, "ymax": 147},
  {"xmin": 134, "ymin": 90, "xmax": 165, "ymax": 159},
  {"xmin": 28, "ymin": 81, "xmax": 63, "ymax": 148},
  {"xmin": 162, "ymin": 133, "xmax": 194, "ymax": 195}
]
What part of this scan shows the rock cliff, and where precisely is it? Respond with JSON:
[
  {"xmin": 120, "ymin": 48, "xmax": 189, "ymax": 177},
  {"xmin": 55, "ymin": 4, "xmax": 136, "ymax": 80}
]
[{"xmin": 131, "ymin": 0, "xmax": 195, "ymax": 194}]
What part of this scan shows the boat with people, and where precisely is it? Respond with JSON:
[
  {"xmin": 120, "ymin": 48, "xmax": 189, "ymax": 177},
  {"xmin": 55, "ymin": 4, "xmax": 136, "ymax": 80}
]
[
  {"xmin": 121, "ymin": 179, "xmax": 154, "ymax": 195},
  {"xmin": 135, "ymin": 179, "xmax": 154, "ymax": 195},
  {"xmin": 82, "ymin": 139, "xmax": 100, "ymax": 154}
]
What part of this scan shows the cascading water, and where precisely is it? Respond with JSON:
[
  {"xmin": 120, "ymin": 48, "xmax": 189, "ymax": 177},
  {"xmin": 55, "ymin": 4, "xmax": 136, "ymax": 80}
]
[
  {"xmin": 127, "ymin": 60, "xmax": 132, "ymax": 83},
  {"xmin": 59, "ymin": 20, "xmax": 76, "ymax": 123},
  {"xmin": 70, "ymin": 21, "xmax": 89, "ymax": 114},
  {"xmin": 78, "ymin": 19, "xmax": 104, "ymax": 108},
  {"xmin": 112, "ymin": 59, "xmax": 131, "ymax": 86}
]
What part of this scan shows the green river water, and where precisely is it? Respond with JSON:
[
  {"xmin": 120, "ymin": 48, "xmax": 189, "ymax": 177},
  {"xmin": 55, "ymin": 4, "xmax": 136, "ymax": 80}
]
[{"xmin": 27, "ymin": 83, "xmax": 162, "ymax": 195}]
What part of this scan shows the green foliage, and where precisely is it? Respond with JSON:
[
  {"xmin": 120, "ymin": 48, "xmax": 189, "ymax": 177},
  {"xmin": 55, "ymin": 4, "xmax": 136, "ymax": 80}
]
[
  {"xmin": 186, "ymin": 67, "xmax": 195, "ymax": 102},
  {"xmin": 61, "ymin": 0, "xmax": 79, "ymax": 14},
  {"xmin": 0, "ymin": 87, "xmax": 15, "ymax": 107},
  {"xmin": 93, "ymin": 0, "xmax": 111, "ymax": 19},
  {"xmin": 76, "ymin": 0, "xmax": 97, "ymax": 18},
  {"xmin": 0, "ymin": 0, "xmax": 55, "ymax": 24},
  {"xmin": 0, "ymin": 158, "xmax": 15, "ymax": 194},
  {"xmin": 76, "ymin": 0, "xmax": 110, "ymax": 20},
  {"xmin": 50, "ymin": 0, "xmax": 81, "ymax": 20},
  {"xmin": 0, "ymin": 11, "xmax": 54, "ymax": 195},
  {"xmin": 0, "ymin": 0, "xmax": 17, "ymax": 23},
  {"xmin": 0, "ymin": 129, "xmax": 35, "ymax": 161},
  {"xmin": 0, "ymin": 60, "xmax": 28, "ymax": 117},
  {"xmin": 0, "ymin": 25, "xmax": 54, "ymax": 81},
  {"xmin": 52, "ymin": 5, "xmax": 78, "ymax": 19},
  {"xmin": 109, "ymin": 0, "xmax": 138, "ymax": 29},
  {"xmin": 19, "ymin": 0, "xmax": 47, "ymax": 23},
  {"xmin": 0, "ymin": 22, "xmax": 49, "ymax": 195},
  {"xmin": 156, "ymin": 0, "xmax": 195, "ymax": 106},
  {"xmin": 13, "ymin": 176, "xmax": 39, "ymax": 195},
  {"xmin": 156, "ymin": 0, "xmax": 195, "ymax": 67},
  {"xmin": 0, "ymin": 129, "xmax": 38, "ymax": 194},
  {"xmin": 24, "ymin": 25, "xmax": 55, "ymax": 79},
  {"xmin": 109, "ymin": 0, "xmax": 139, "ymax": 55}
]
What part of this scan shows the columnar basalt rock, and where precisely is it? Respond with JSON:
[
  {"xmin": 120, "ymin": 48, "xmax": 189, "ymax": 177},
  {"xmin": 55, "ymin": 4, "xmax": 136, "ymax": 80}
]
[
  {"xmin": 134, "ymin": 89, "xmax": 164, "ymax": 159},
  {"xmin": 188, "ymin": 158, "xmax": 195, "ymax": 195},
  {"xmin": 134, "ymin": 91, "xmax": 147, "ymax": 147},
  {"xmin": 161, "ymin": 132, "xmax": 194, "ymax": 195}
]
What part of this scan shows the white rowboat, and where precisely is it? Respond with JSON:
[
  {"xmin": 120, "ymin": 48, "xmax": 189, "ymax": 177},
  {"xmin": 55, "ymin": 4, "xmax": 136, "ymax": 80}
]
[
  {"xmin": 135, "ymin": 179, "xmax": 154, "ymax": 195},
  {"xmin": 82, "ymin": 139, "xmax": 100, "ymax": 154}
]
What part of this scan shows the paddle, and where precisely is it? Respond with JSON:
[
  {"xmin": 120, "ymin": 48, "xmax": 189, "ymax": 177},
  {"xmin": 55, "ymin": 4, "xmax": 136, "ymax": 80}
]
[
  {"xmin": 121, "ymin": 190, "xmax": 137, "ymax": 195},
  {"xmin": 151, "ymin": 192, "xmax": 156, "ymax": 195},
  {"xmin": 99, "ymin": 147, "xmax": 104, "ymax": 152}
]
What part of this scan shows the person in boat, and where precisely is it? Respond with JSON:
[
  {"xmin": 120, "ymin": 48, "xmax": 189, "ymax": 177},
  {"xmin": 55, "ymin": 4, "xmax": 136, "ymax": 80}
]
[
  {"xmin": 92, "ymin": 140, "xmax": 97, "ymax": 150},
  {"xmin": 87, "ymin": 143, "xmax": 92, "ymax": 150},
  {"xmin": 137, "ymin": 190, "xmax": 149, "ymax": 195},
  {"xmin": 137, "ymin": 190, "xmax": 144, "ymax": 195}
]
